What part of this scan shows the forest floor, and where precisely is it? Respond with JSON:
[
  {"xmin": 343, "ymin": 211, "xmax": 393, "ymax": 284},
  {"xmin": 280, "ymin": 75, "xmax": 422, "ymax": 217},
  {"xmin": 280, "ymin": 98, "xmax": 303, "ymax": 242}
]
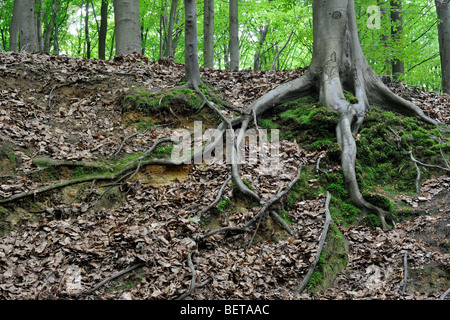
[{"xmin": 0, "ymin": 52, "xmax": 449, "ymax": 300}]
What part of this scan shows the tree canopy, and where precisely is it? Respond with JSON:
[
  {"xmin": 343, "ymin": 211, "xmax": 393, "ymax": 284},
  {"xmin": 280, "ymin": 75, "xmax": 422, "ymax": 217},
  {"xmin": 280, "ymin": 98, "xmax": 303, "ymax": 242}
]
[{"xmin": 0, "ymin": 0, "xmax": 444, "ymax": 92}]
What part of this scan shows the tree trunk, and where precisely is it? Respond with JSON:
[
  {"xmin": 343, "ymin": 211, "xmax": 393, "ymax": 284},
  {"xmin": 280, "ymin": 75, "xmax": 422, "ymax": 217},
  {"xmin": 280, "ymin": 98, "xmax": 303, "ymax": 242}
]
[
  {"xmin": 113, "ymin": 0, "xmax": 141, "ymax": 56},
  {"xmin": 99, "ymin": 0, "xmax": 108, "ymax": 60},
  {"xmin": 35, "ymin": 0, "xmax": 44, "ymax": 52},
  {"xmin": 9, "ymin": 0, "xmax": 20, "ymax": 52},
  {"xmin": 436, "ymin": 0, "xmax": 450, "ymax": 94},
  {"xmin": 85, "ymin": 1, "xmax": 91, "ymax": 59},
  {"xmin": 203, "ymin": 0, "xmax": 214, "ymax": 68},
  {"xmin": 183, "ymin": 0, "xmax": 201, "ymax": 87},
  {"xmin": 165, "ymin": 0, "xmax": 179, "ymax": 58},
  {"xmin": 390, "ymin": 0, "xmax": 404, "ymax": 80},
  {"xmin": 253, "ymin": 25, "xmax": 269, "ymax": 71},
  {"xmin": 234, "ymin": 0, "xmax": 439, "ymax": 229},
  {"xmin": 18, "ymin": 0, "xmax": 39, "ymax": 52},
  {"xmin": 229, "ymin": 0, "xmax": 239, "ymax": 70},
  {"xmin": 52, "ymin": 1, "xmax": 60, "ymax": 54}
]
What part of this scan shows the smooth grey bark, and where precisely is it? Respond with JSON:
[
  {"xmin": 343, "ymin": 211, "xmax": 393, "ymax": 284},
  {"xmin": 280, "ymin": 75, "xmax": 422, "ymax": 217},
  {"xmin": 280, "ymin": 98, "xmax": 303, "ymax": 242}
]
[
  {"xmin": 253, "ymin": 25, "xmax": 269, "ymax": 71},
  {"xmin": 390, "ymin": 0, "xmax": 404, "ymax": 80},
  {"xmin": 164, "ymin": 0, "xmax": 179, "ymax": 57},
  {"xmin": 113, "ymin": 0, "xmax": 141, "ymax": 56},
  {"xmin": 220, "ymin": 0, "xmax": 439, "ymax": 229},
  {"xmin": 51, "ymin": 1, "xmax": 60, "ymax": 54},
  {"xmin": 435, "ymin": 0, "xmax": 450, "ymax": 94},
  {"xmin": 183, "ymin": 0, "xmax": 201, "ymax": 87},
  {"xmin": 9, "ymin": 0, "xmax": 19, "ymax": 51},
  {"xmin": 99, "ymin": 0, "xmax": 108, "ymax": 60},
  {"xmin": 159, "ymin": 0, "xmax": 168, "ymax": 58},
  {"xmin": 36, "ymin": 0, "xmax": 44, "ymax": 52},
  {"xmin": 85, "ymin": 1, "xmax": 91, "ymax": 59},
  {"xmin": 203, "ymin": 0, "xmax": 214, "ymax": 68},
  {"xmin": 18, "ymin": 0, "xmax": 39, "ymax": 52},
  {"xmin": 229, "ymin": 0, "xmax": 239, "ymax": 70}
]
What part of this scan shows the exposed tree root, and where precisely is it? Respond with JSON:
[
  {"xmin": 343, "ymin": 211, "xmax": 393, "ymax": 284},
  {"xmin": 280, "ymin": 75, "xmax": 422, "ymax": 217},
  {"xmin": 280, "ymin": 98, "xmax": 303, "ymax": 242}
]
[
  {"xmin": 294, "ymin": 191, "xmax": 332, "ymax": 295},
  {"xmin": 196, "ymin": 174, "xmax": 232, "ymax": 219},
  {"xmin": 269, "ymin": 210, "xmax": 294, "ymax": 236},
  {"xmin": 402, "ymin": 252, "xmax": 408, "ymax": 295},
  {"xmin": 84, "ymin": 262, "xmax": 145, "ymax": 295},
  {"xmin": 0, "ymin": 157, "xmax": 178, "ymax": 205},
  {"xmin": 176, "ymin": 250, "xmax": 198, "ymax": 300},
  {"xmin": 389, "ymin": 128, "xmax": 450, "ymax": 194}
]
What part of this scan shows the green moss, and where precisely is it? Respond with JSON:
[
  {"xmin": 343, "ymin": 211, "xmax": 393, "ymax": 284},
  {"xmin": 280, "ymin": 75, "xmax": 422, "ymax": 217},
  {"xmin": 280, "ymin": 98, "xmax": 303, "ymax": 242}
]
[
  {"xmin": 279, "ymin": 209, "xmax": 292, "ymax": 224},
  {"xmin": 344, "ymin": 91, "xmax": 359, "ymax": 104},
  {"xmin": 123, "ymin": 87, "xmax": 204, "ymax": 114},
  {"xmin": 216, "ymin": 198, "xmax": 231, "ymax": 212},
  {"xmin": 242, "ymin": 179, "xmax": 254, "ymax": 191},
  {"xmin": 308, "ymin": 224, "xmax": 348, "ymax": 294}
]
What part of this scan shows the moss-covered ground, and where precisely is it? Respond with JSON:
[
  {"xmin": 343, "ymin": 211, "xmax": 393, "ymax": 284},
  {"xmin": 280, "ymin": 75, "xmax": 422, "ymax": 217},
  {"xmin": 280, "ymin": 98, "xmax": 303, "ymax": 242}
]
[{"xmin": 260, "ymin": 95, "xmax": 450, "ymax": 293}]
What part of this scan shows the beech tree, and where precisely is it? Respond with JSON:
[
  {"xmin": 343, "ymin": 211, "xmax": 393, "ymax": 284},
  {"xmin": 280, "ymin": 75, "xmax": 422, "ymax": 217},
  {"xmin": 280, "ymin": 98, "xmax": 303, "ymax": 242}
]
[
  {"xmin": 436, "ymin": 0, "xmax": 450, "ymax": 94},
  {"xmin": 9, "ymin": 0, "xmax": 39, "ymax": 52},
  {"xmin": 182, "ymin": 0, "xmax": 201, "ymax": 88},
  {"xmin": 203, "ymin": 0, "xmax": 214, "ymax": 68},
  {"xmin": 98, "ymin": 0, "xmax": 108, "ymax": 60},
  {"xmin": 113, "ymin": 0, "xmax": 141, "ymax": 55},
  {"xmin": 206, "ymin": 0, "xmax": 441, "ymax": 229},
  {"xmin": 390, "ymin": 0, "xmax": 404, "ymax": 80},
  {"xmin": 229, "ymin": 0, "xmax": 239, "ymax": 70}
]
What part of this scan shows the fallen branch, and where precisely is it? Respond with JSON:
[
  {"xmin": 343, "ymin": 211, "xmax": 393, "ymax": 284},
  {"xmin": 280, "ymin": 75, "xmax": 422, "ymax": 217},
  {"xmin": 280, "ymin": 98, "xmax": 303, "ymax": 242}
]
[{"xmin": 294, "ymin": 191, "xmax": 332, "ymax": 295}]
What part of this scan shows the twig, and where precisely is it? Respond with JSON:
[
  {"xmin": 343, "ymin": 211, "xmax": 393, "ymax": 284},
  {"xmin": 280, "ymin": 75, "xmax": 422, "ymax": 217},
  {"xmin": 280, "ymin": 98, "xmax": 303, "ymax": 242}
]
[
  {"xmin": 439, "ymin": 138, "xmax": 450, "ymax": 169},
  {"xmin": 315, "ymin": 156, "xmax": 328, "ymax": 176},
  {"xmin": 196, "ymin": 175, "xmax": 232, "ymax": 218},
  {"xmin": 85, "ymin": 263, "xmax": 145, "ymax": 294},
  {"xmin": 389, "ymin": 128, "xmax": 450, "ymax": 194},
  {"xmin": 247, "ymin": 213, "xmax": 264, "ymax": 248},
  {"xmin": 412, "ymin": 156, "xmax": 421, "ymax": 194},
  {"xmin": 294, "ymin": 191, "xmax": 332, "ymax": 295},
  {"xmin": 176, "ymin": 250, "xmax": 197, "ymax": 300},
  {"xmin": 110, "ymin": 130, "xmax": 146, "ymax": 160}
]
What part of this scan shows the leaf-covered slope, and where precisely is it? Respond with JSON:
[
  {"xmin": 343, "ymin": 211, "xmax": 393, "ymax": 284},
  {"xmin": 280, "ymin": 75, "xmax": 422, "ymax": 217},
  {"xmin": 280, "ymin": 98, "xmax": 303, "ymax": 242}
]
[{"xmin": 0, "ymin": 52, "xmax": 448, "ymax": 300}]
